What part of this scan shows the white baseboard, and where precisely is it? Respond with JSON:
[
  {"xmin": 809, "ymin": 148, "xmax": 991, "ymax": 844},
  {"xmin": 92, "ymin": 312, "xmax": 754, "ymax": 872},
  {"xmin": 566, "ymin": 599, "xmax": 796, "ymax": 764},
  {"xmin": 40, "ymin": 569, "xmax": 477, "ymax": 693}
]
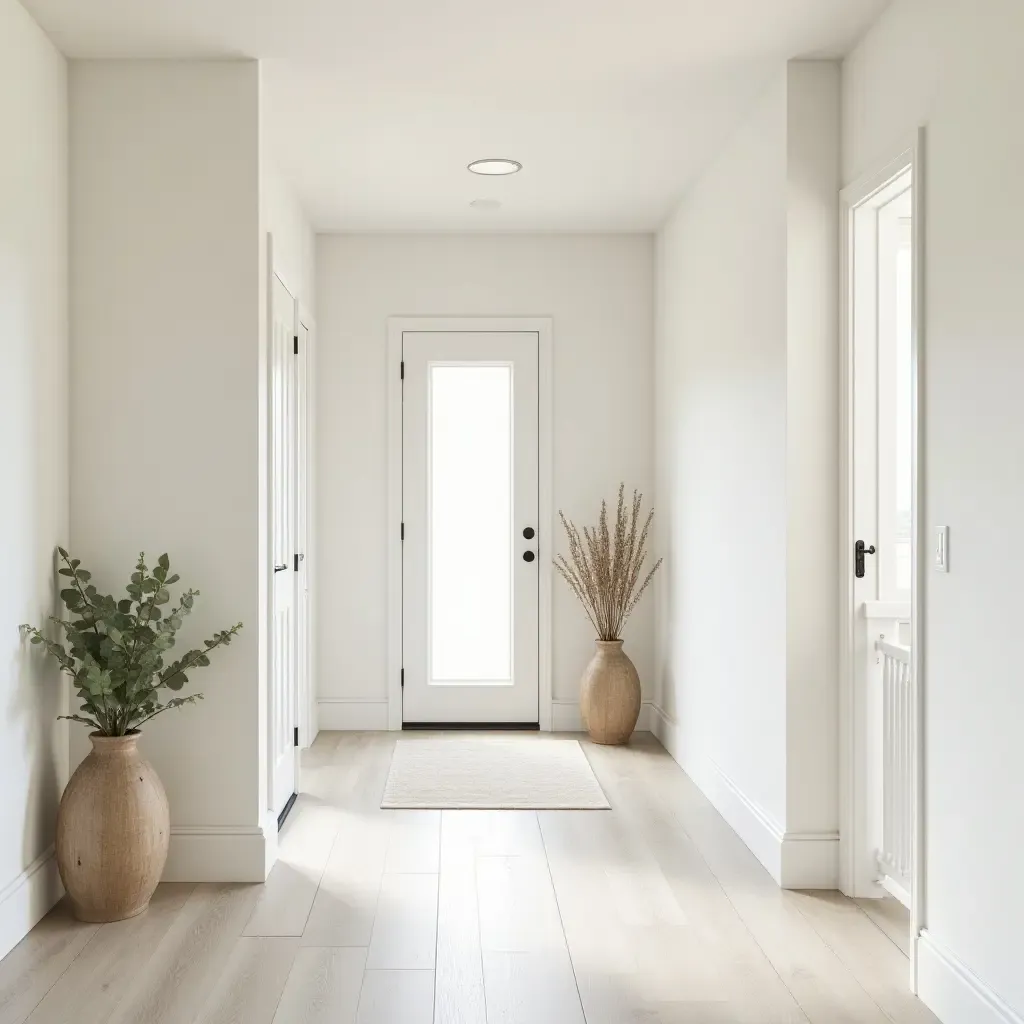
[
  {"xmin": 649, "ymin": 704, "xmax": 838, "ymax": 889},
  {"xmin": 0, "ymin": 846, "xmax": 64, "ymax": 961},
  {"xmin": 317, "ymin": 699, "xmax": 390, "ymax": 731},
  {"xmin": 551, "ymin": 700, "xmax": 653, "ymax": 733},
  {"xmin": 918, "ymin": 930, "xmax": 1023, "ymax": 1024},
  {"xmin": 164, "ymin": 823, "xmax": 273, "ymax": 883}
]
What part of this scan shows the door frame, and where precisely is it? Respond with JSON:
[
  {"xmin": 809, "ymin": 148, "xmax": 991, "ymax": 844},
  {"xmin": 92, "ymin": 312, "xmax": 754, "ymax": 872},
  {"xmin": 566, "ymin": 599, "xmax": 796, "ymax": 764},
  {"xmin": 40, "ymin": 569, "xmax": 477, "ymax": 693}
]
[
  {"xmin": 386, "ymin": 316, "xmax": 554, "ymax": 731},
  {"xmin": 837, "ymin": 131, "xmax": 926, "ymax": 987},
  {"xmin": 297, "ymin": 307, "xmax": 317, "ymax": 751},
  {"xmin": 266, "ymin": 233, "xmax": 312, "ymax": 827}
]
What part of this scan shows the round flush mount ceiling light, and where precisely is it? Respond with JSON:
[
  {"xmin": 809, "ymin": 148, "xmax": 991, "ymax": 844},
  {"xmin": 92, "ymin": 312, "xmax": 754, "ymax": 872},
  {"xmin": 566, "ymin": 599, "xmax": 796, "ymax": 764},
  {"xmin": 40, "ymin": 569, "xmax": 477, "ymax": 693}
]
[{"xmin": 467, "ymin": 158, "xmax": 522, "ymax": 176}]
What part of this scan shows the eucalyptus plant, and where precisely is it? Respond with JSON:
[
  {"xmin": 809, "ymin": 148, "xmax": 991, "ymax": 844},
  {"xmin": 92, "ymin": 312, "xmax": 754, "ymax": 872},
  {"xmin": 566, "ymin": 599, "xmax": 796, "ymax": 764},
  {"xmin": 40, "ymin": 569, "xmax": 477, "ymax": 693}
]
[{"xmin": 21, "ymin": 548, "xmax": 242, "ymax": 736}]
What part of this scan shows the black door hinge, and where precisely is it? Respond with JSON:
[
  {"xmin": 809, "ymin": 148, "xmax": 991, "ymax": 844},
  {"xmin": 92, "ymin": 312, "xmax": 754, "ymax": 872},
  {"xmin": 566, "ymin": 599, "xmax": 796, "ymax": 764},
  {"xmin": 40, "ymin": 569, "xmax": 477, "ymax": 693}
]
[
  {"xmin": 293, "ymin": 726, "xmax": 299, "ymax": 747},
  {"xmin": 400, "ymin": 360, "xmax": 405, "ymax": 380},
  {"xmin": 401, "ymin": 522, "xmax": 405, "ymax": 541},
  {"xmin": 401, "ymin": 668, "xmax": 405, "ymax": 688},
  {"xmin": 293, "ymin": 335, "xmax": 299, "ymax": 354}
]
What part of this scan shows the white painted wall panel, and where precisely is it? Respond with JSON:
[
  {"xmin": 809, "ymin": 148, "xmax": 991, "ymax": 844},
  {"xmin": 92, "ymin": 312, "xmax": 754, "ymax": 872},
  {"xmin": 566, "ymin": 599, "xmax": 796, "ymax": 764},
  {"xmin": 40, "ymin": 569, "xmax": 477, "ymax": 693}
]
[
  {"xmin": 0, "ymin": 0, "xmax": 69, "ymax": 958},
  {"xmin": 70, "ymin": 61, "xmax": 264, "ymax": 839},
  {"xmin": 315, "ymin": 234, "xmax": 654, "ymax": 714},
  {"xmin": 655, "ymin": 74, "xmax": 790, "ymax": 831}
]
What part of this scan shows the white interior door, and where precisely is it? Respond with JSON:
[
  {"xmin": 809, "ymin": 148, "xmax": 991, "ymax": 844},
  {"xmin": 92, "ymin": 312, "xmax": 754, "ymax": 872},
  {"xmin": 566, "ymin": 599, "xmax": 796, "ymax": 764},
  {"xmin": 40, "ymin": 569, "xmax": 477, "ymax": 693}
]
[
  {"xmin": 402, "ymin": 331, "xmax": 539, "ymax": 724},
  {"xmin": 845, "ymin": 166, "xmax": 915, "ymax": 902},
  {"xmin": 269, "ymin": 273, "xmax": 298, "ymax": 817}
]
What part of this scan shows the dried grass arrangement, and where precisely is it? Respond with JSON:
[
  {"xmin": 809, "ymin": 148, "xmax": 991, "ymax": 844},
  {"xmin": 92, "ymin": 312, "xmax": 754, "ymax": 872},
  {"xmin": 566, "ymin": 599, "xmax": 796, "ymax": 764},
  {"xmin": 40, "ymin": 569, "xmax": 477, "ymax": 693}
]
[{"xmin": 555, "ymin": 485, "xmax": 663, "ymax": 641}]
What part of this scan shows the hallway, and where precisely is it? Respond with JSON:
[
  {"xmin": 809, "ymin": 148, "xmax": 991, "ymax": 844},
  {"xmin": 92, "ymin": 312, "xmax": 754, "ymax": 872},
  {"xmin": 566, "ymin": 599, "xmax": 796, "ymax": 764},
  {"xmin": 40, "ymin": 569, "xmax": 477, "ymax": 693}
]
[{"xmin": 0, "ymin": 734, "xmax": 935, "ymax": 1024}]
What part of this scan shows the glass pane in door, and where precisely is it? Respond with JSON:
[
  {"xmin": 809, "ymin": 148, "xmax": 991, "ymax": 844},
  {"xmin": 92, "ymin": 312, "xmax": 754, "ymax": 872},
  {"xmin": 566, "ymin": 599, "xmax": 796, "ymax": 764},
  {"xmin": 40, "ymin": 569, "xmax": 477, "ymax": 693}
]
[{"xmin": 429, "ymin": 365, "xmax": 513, "ymax": 682}]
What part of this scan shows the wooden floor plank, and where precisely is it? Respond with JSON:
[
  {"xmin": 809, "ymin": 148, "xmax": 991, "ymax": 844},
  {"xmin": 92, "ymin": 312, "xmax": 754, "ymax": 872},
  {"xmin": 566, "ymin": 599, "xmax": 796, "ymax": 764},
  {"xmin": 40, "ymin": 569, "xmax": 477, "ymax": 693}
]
[
  {"xmin": 192, "ymin": 936, "xmax": 299, "ymax": 1024},
  {"xmin": 24, "ymin": 884, "xmax": 194, "ymax": 1024},
  {"xmin": 0, "ymin": 899, "xmax": 99, "ymax": 1024},
  {"xmin": 105, "ymin": 883, "xmax": 261, "ymax": 1024},
  {"xmin": 244, "ymin": 801, "xmax": 341, "ymax": 937},
  {"xmin": 272, "ymin": 947, "xmax": 366, "ymax": 1024},
  {"xmin": 854, "ymin": 895, "xmax": 911, "ymax": 956},
  {"xmin": 433, "ymin": 812, "xmax": 518, "ymax": 1024},
  {"xmin": 355, "ymin": 969, "xmax": 434, "ymax": 1024},
  {"xmin": 365, "ymin": 873, "xmax": 438, "ymax": 970},
  {"xmin": 481, "ymin": 950, "xmax": 585, "ymax": 1024},
  {"xmin": 384, "ymin": 811, "xmax": 440, "ymax": 874}
]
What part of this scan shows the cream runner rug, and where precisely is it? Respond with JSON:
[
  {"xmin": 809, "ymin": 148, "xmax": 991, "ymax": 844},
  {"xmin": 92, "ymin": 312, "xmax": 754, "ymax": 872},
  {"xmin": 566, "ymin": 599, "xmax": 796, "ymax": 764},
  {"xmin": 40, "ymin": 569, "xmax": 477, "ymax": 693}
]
[{"xmin": 380, "ymin": 734, "xmax": 610, "ymax": 809}]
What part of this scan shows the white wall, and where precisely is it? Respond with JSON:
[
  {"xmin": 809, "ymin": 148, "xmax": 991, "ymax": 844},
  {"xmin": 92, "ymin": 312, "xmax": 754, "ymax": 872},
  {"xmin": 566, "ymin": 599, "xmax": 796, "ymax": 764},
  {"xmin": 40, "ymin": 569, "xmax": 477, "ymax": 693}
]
[
  {"xmin": 654, "ymin": 62, "xmax": 841, "ymax": 887},
  {"xmin": 315, "ymin": 234, "xmax": 655, "ymax": 728},
  {"xmin": 656, "ymin": 72, "xmax": 790, "ymax": 836},
  {"xmin": 262, "ymin": 160, "xmax": 316, "ymax": 318},
  {"xmin": 844, "ymin": 2, "xmax": 1024, "ymax": 1020},
  {"xmin": 70, "ymin": 60, "xmax": 270, "ymax": 881},
  {"xmin": 784, "ymin": 62, "xmax": 841, "ymax": 841},
  {"xmin": 0, "ymin": 0, "xmax": 68, "ymax": 960}
]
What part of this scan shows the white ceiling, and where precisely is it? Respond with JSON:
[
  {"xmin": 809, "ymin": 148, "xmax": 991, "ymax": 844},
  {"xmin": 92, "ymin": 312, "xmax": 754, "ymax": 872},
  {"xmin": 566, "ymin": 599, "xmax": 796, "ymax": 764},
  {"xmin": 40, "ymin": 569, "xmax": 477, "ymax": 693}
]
[{"xmin": 24, "ymin": 0, "xmax": 888, "ymax": 231}]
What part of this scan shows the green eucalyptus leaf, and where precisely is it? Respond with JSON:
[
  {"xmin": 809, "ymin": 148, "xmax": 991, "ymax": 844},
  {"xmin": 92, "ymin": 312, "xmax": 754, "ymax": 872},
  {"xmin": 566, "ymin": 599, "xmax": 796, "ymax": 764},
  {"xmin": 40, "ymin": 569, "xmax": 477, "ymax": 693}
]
[{"xmin": 27, "ymin": 550, "xmax": 238, "ymax": 734}]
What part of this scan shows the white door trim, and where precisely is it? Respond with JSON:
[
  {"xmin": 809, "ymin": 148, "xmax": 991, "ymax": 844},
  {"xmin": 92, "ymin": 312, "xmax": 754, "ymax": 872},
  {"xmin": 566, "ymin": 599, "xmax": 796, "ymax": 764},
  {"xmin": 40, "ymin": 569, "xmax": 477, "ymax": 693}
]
[
  {"xmin": 266, "ymin": 233, "xmax": 300, "ymax": 822},
  {"xmin": 297, "ymin": 308, "xmax": 316, "ymax": 750},
  {"xmin": 838, "ymin": 130, "xmax": 926, "ymax": 990},
  {"xmin": 387, "ymin": 317, "xmax": 553, "ymax": 731}
]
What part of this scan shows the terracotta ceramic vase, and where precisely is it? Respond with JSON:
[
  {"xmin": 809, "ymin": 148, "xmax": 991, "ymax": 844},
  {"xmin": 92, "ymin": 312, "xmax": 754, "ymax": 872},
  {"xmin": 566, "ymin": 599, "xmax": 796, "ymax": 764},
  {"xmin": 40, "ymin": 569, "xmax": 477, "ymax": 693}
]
[
  {"xmin": 56, "ymin": 732, "xmax": 169, "ymax": 923},
  {"xmin": 580, "ymin": 639, "xmax": 641, "ymax": 745}
]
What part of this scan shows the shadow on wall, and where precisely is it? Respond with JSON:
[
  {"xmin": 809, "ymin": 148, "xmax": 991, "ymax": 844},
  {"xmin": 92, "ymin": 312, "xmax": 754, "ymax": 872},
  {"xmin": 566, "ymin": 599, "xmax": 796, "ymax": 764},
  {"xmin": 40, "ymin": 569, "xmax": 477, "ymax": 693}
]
[{"xmin": 9, "ymin": 549, "xmax": 67, "ymax": 869}]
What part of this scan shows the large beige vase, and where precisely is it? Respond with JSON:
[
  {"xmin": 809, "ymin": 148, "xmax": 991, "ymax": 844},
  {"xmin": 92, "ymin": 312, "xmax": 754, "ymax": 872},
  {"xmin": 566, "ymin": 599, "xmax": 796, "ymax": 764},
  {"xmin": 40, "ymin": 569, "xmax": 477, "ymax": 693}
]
[
  {"xmin": 580, "ymin": 639, "xmax": 642, "ymax": 745},
  {"xmin": 56, "ymin": 732, "xmax": 170, "ymax": 923}
]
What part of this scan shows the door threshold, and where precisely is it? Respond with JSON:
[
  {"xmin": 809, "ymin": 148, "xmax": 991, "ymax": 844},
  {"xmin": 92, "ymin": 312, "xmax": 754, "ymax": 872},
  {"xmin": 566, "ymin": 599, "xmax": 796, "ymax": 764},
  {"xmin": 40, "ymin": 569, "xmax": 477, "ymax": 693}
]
[
  {"xmin": 402, "ymin": 721, "xmax": 539, "ymax": 731},
  {"xmin": 277, "ymin": 792, "xmax": 298, "ymax": 830}
]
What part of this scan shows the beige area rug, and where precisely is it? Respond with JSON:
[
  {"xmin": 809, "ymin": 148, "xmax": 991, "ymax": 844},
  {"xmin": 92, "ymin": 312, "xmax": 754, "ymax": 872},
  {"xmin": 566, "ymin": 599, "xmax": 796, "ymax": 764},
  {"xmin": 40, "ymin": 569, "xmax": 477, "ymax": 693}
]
[{"xmin": 380, "ymin": 734, "xmax": 610, "ymax": 809}]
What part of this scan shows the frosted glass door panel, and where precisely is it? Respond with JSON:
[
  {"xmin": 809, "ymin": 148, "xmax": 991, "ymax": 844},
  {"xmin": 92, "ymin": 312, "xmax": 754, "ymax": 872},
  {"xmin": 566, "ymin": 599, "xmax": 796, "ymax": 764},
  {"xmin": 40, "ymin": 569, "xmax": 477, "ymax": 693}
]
[{"xmin": 430, "ymin": 366, "xmax": 513, "ymax": 683}]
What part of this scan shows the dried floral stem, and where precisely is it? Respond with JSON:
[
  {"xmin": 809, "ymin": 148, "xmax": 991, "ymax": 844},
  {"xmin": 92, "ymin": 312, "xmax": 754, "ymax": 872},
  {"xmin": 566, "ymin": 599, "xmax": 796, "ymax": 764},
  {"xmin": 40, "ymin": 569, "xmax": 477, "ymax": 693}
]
[{"xmin": 554, "ymin": 485, "xmax": 662, "ymax": 641}]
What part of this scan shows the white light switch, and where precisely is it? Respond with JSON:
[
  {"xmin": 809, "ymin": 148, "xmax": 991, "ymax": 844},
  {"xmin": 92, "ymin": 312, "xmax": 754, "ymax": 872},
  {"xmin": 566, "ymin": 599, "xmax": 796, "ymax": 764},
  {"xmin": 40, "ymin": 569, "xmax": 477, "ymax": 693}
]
[{"xmin": 934, "ymin": 526, "xmax": 949, "ymax": 572}]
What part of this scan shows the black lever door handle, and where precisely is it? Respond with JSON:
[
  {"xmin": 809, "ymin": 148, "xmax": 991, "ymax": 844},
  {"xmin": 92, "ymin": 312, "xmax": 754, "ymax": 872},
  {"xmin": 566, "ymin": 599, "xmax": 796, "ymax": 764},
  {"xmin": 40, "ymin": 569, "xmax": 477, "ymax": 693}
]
[
  {"xmin": 274, "ymin": 563, "xmax": 288, "ymax": 573},
  {"xmin": 854, "ymin": 540, "xmax": 876, "ymax": 579}
]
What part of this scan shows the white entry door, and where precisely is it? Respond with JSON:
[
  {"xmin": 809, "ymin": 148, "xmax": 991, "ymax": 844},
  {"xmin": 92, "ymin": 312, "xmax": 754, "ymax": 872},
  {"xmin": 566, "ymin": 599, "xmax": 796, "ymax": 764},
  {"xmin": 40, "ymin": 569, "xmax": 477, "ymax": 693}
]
[
  {"xmin": 402, "ymin": 331, "xmax": 539, "ymax": 724},
  {"xmin": 269, "ymin": 273, "xmax": 298, "ymax": 817}
]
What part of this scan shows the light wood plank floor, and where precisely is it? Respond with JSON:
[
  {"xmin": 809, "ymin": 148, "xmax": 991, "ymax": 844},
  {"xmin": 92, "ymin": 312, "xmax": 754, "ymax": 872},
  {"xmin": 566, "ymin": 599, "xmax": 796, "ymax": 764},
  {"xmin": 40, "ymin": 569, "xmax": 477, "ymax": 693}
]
[{"xmin": 0, "ymin": 732, "xmax": 937, "ymax": 1024}]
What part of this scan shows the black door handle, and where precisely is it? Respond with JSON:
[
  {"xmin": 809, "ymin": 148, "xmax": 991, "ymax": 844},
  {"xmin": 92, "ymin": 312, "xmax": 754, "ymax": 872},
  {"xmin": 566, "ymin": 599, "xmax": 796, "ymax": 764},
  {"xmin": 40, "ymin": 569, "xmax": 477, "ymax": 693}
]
[
  {"xmin": 523, "ymin": 550, "xmax": 536, "ymax": 563},
  {"xmin": 274, "ymin": 563, "xmax": 288, "ymax": 573},
  {"xmin": 854, "ymin": 540, "xmax": 876, "ymax": 579}
]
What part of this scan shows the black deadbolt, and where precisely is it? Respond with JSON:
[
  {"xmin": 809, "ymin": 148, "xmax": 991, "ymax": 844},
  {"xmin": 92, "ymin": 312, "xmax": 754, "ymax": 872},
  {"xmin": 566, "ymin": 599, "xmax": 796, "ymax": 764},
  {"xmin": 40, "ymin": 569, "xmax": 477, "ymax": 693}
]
[
  {"xmin": 523, "ymin": 550, "xmax": 536, "ymax": 563},
  {"xmin": 523, "ymin": 526, "xmax": 536, "ymax": 540}
]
